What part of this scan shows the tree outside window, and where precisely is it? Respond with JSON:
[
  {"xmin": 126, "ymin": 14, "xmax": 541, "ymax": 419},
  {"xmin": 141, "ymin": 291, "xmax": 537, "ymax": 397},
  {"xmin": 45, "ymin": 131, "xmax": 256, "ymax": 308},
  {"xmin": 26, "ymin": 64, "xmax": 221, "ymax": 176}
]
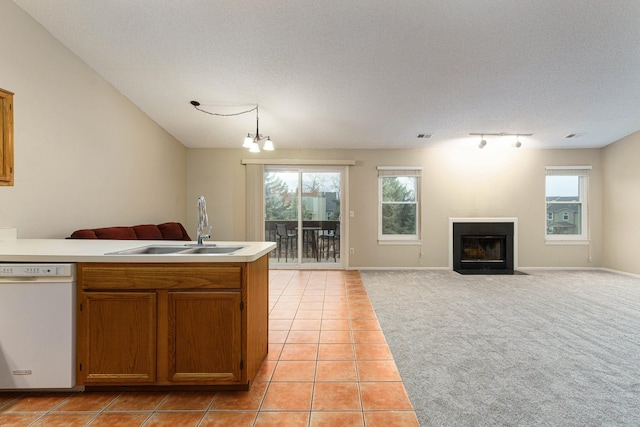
[
  {"xmin": 378, "ymin": 167, "xmax": 421, "ymax": 241},
  {"xmin": 265, "ymin": 171, "xmax": 341, "ymax": 221},
  {"xmin": 265, "ymin": 172, "xmax": 297, "ymax": 221}
]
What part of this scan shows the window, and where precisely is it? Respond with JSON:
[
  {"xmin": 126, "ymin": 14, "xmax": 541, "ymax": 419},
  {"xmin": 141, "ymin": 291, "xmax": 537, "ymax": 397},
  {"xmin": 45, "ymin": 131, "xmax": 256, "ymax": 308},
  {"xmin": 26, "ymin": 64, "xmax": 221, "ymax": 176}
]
[
  {"xmin": 378, "ymin": 167, "xmax": 421, "ymax": 242},
  {"xmin": 545, "ymin": 166, "xmax": 590, "ymax": 242},
  {"xmin": 0, "ymin": 88, "xmax": 14, "ymax": 186},
  {"xmin": 264, "ymin": 166, "xmax": 345, "ymax": 266}
]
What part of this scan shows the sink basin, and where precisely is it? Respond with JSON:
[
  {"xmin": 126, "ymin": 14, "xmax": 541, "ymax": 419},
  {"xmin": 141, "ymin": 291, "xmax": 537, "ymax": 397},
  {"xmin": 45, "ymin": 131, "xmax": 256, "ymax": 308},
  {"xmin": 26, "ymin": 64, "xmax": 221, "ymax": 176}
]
[
  {"xmin": 106, "ymin": 245, "xmax": 246, "ymax": 255},
  {"xmin": 107, "ymin": 245, "xmax": 189, "ymax": 255},
  {"xmin": 182, "ymin": 246, "xmax": 245, "ymax": 254}
]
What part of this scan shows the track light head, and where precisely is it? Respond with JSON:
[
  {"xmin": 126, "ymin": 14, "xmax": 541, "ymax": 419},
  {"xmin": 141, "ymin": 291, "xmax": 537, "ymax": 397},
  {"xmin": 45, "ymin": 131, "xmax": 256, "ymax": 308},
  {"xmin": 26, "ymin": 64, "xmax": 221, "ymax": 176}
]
[
  {"xmin": 470, "ymin": 132, "xmax": 531, "ymax": 149},
  {"xmin": 513, "ymin": 135, "xmax": 522, "ymax": 148}
]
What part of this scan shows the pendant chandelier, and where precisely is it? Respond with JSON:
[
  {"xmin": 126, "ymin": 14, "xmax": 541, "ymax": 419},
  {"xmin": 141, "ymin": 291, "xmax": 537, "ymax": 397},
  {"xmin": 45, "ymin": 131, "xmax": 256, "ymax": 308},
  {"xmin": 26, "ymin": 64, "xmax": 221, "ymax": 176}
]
[
  {"xmin": 242, "ymin": 105, "xmax": 273, "ymax": 152},
  {"xmin": 190, "ymin": 101, "xmax": 274, "ymax": 152}
]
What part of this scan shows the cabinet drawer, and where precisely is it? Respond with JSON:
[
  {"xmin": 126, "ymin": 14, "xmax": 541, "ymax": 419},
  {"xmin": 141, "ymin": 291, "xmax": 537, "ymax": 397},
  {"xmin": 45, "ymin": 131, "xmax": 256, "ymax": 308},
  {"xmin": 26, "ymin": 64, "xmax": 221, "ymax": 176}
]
[{"xmin": 79, "ymin": 263, "xmax": 242, "ymax": 290}]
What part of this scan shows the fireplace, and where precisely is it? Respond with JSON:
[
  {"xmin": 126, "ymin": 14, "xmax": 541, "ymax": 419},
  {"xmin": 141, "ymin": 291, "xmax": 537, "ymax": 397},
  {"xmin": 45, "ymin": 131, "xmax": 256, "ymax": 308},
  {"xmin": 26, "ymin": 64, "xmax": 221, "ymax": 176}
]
[{"xmin": 452, "ymin": 221, "xmax": 514, "ymax": 274}]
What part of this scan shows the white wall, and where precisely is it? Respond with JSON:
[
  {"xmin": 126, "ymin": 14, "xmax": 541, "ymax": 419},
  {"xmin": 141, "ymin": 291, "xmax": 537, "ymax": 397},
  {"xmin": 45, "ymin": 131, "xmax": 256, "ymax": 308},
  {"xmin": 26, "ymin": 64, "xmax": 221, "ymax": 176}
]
[
  {"xmin": 1, "ymin": 1, "xmax": 624, "ymax": 273},
  {"xmin": 0, "ymin": 2, "xmax": 187, "ymax": 238},
  {"xmin": 602, "ymin": 131, "xmax": 640, "ymax": 275},
  {"xmin": 186, "ymin": 149, "xmax": 247, "ymax": 242},
  {"xmin": 186, "ymin": 147, "xmax": 603, "ymax": 269}
]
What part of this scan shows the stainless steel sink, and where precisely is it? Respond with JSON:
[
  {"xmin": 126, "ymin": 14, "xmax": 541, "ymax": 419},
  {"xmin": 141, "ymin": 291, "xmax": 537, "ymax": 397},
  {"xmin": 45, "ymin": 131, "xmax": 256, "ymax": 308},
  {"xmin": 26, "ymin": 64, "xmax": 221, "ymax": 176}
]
[
  {"xmin": 106, "ymin": 244, "xmax": 246, "ymax": 255},
  {"xmin": 107, "ymin": 245, "xmax": 189, "ymax": 255},
  {"xmin": 182, "ymin": 246, "xmax": 245, "ymax": 254}
]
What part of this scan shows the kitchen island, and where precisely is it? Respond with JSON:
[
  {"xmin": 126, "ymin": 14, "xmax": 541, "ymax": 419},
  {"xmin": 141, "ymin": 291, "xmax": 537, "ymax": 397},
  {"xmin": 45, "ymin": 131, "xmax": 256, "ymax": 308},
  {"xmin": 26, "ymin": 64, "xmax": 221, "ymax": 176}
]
[
  {"xmin": 0, "ymin": 238, "xmax": 275, "ymax": 263},
  {"xmin": 0, "ymin": 239, "xmax": 275, "ymax": 391}
]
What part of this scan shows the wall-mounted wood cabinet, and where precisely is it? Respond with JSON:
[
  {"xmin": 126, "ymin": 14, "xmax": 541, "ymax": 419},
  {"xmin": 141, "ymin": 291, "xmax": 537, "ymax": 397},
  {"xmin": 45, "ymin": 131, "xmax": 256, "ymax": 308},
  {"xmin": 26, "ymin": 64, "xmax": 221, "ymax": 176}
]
[
  {"xmin": 0, "ymin": 88, "xmax": 14, "ymax": 186},
  {"xmin": 76, "ymin": 256, "xmax": 269, "ymax": 390}
]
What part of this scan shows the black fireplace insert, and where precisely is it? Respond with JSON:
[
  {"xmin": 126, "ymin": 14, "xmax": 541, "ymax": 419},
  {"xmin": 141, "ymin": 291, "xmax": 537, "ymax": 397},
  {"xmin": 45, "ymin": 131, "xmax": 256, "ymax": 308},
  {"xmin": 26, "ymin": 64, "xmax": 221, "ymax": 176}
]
[{"xmin": 453, "ymin": 222, "xmax": 514, "ymax": 274}]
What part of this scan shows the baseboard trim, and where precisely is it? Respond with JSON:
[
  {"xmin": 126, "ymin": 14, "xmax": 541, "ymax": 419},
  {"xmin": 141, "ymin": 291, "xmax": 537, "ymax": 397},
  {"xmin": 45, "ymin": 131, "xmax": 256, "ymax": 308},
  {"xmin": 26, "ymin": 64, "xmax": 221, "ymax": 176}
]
[
  {"xmin": 349, "ymin": 266, "xmax": 640, "ymax": 278},
  {"xmin": 599, "ymin": 268, "xmax": 640, "ymax": 279},
  {"xmin": 352, "ymin": 266, "xmax": 450, "ymax": 271}
]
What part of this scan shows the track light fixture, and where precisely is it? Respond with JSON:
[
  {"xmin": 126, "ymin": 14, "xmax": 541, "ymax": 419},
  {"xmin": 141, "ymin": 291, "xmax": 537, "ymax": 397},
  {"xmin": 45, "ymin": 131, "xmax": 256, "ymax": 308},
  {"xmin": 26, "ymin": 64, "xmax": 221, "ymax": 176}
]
[
  {"xmin": 469, "ymin": 132, "xmax": 532, "ymax": 149},
  {"xmin": 513, "ymin": 135, "xmax": 522, "ymax": 148},
  {"xmin": 190, "ymin": 101, "xmax": 274, "ymax": 152}
]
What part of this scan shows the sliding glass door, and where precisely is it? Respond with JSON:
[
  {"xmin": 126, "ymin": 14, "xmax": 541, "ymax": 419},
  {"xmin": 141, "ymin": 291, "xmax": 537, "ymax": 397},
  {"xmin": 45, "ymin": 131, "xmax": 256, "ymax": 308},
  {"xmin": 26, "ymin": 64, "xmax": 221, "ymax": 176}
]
[{"xmin": 265, "ymin": 166, "xmax": 344, "ymax": 268}]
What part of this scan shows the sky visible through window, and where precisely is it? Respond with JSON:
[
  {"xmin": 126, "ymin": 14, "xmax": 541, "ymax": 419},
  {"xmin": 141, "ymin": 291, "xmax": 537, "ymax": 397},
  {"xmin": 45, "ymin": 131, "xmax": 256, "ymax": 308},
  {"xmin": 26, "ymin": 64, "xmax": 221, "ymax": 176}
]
[
  {"xmin": 546, "ymin": 176, "xmax": 578, "ymax": 197},
  {"xmin": 270, "ymin": 172, "xmax": 340, "ymax": 193}
]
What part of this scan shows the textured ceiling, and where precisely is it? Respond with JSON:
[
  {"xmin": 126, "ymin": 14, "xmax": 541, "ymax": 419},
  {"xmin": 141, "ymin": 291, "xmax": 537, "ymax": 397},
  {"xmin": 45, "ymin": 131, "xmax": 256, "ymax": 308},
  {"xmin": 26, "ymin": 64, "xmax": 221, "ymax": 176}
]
[{"xmin": 13, "ymin": 0, "xmax": 640, "ymax": 150}]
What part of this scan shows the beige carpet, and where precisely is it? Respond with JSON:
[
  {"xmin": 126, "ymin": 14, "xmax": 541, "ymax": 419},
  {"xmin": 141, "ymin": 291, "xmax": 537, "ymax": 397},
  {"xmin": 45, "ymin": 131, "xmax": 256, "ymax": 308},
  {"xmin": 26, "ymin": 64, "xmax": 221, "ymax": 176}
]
[{"xmin": 360, "ymin": 269, "xmax": 640, "ymax": 426}]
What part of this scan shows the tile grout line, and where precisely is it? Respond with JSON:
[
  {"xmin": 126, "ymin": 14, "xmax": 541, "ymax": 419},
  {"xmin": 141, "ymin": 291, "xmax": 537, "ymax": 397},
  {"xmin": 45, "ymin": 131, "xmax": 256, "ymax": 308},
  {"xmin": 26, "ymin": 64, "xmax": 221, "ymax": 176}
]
[{"xmin": 345, "ymin": 271, "xmax": 367, "ymax": 420}]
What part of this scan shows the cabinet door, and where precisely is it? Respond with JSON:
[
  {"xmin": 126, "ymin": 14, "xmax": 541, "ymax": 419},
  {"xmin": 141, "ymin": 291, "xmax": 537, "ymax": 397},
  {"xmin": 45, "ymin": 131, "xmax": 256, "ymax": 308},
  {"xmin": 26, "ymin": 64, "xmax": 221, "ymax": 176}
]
[
  {"xmin": 0, "ymin": 88, "xmax": 13, "ymax": 186},
  {"xmin": 167, "ymin": 292, "xmax": 242, "ymax": 383},
  {"xmin": 78, "ymin": 292, "xmax": 156, "ymax": 384}
]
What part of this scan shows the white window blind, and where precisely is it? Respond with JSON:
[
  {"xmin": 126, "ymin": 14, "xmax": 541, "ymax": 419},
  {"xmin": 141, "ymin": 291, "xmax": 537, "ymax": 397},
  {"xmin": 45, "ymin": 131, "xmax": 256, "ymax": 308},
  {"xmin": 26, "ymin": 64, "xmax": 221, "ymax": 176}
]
[
  {"xmin": 377, "ymin": 167, "xmax": 422, "ymax": 177},
  {"xmin": 545, "ymin": 166, "xmax": 591, "ymax": 176}
]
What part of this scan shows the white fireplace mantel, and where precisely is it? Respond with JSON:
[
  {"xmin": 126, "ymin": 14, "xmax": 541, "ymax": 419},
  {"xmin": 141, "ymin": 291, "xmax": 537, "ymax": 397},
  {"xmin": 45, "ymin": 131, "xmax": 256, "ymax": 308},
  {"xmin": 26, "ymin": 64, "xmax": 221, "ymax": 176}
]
[{"xmin": 448, "ymin": 217, "xmax": 518, "ymax": 270}]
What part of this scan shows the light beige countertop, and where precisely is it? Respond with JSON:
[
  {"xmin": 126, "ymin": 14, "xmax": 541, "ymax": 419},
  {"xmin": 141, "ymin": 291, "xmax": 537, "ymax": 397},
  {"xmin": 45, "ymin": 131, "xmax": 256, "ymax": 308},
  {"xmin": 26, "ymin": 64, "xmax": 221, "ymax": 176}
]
[{"xmin": 0, "ymin": 239, "xmax": 276, "ymax": 263}]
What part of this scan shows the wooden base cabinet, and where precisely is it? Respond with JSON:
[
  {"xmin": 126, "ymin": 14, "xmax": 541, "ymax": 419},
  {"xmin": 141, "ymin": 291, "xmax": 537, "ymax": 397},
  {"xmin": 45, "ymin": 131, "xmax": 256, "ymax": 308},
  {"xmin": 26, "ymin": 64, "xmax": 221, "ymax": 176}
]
[
  {"xmin": 168, "ymin": 291, "xmax": 241, "ymax": 383},
  {"xmin": 76, "ymin": 255, "xmax": 269, "ymax": 389},
  {"xmin": 80, "ymin": 291, "xmax": 157, "ymax": 384}
]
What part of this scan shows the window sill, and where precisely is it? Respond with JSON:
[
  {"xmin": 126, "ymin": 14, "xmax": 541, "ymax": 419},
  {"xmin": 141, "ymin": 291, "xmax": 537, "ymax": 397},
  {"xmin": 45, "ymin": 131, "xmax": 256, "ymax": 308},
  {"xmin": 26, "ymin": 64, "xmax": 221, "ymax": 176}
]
[
  {"xmin": 545, "ymin": 239, "xmax": 590, "ymax": 246},
  {"xmin": 378, "ymin": 240, "xmax": 422, "ymax": 246}
]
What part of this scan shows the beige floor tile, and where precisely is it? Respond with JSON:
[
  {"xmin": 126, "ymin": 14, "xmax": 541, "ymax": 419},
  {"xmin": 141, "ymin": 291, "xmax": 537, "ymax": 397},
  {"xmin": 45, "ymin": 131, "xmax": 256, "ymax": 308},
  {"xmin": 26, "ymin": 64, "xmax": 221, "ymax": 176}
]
[
  {"xmin": 312, "ymin": 382, "xmax": 361, "ymax": 411},
  {"xmin": 199, "ymin": 411, "xmax": 257, "ymax": 427},
  {"xmin": 310, "ymin": 411, "xmax": 365, "ymax": 427}
]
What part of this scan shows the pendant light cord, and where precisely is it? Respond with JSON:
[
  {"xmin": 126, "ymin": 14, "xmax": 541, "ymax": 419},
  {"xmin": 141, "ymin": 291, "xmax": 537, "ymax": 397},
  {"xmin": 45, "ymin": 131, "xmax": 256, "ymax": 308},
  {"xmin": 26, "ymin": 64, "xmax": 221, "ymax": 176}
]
[
  {"xmin": 190, "ymin": 101, "xmax": 272, "ymax": 151},
  {"xmin": 190, "ymin": 100, "xmax": 257, "ymax": 117}
]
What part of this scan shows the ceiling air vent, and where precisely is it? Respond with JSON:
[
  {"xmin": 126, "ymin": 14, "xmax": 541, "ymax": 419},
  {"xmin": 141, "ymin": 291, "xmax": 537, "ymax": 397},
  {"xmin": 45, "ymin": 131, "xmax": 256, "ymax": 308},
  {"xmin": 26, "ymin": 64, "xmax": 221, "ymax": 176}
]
[
  {"xmin": 564, "ymin": 133, "xmax": 583, "ymax": 139},
  {"xmin": 417, "ymin": 133, "xmax": 432, "ymax": 139}
]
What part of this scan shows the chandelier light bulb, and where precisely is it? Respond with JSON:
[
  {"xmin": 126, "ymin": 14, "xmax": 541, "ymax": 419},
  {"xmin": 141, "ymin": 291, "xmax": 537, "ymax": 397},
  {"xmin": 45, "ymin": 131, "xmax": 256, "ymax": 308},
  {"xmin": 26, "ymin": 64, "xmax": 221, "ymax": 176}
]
[
  {"xmin": 249, "ymin": 141, "xmax": 260, "ymax": 153},
  {"xmin": 243, "ymin": 133, "xmax": 253, "ymax": 148},
  {"xmin": 263, "ymin": 137, "xmax": 274, "ymax": 151}
]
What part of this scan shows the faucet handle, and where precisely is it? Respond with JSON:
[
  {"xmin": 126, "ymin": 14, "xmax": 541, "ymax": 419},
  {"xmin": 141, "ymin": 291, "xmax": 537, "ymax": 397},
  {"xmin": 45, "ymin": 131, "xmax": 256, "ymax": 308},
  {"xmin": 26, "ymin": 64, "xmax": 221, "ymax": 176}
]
[{"xmin": 198, "ymin": 226, "xmax": 212, "ymax": 244}]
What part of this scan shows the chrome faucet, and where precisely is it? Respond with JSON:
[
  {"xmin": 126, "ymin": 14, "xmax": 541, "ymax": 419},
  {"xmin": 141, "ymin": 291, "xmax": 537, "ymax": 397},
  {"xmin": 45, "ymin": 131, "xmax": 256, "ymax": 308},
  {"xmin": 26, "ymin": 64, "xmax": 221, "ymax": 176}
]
[{"xmin": 196, "ymin": 195, "xmax": 211, "ymax": 245}]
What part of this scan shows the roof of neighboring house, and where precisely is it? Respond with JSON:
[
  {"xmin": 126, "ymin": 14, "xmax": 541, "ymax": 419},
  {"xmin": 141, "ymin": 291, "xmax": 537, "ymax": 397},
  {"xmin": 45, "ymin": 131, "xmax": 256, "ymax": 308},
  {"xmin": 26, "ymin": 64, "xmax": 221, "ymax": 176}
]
[
  {"xmin": 546, "ymin": 196, "xmax": 579, "ymax": 202},
  {"xmin": 547, "ymin": 202, "xmax": 580, "ymax": 213},
  {"xmin": 548, "ymin": 221, "xmax": 577, "ymax": 228}
]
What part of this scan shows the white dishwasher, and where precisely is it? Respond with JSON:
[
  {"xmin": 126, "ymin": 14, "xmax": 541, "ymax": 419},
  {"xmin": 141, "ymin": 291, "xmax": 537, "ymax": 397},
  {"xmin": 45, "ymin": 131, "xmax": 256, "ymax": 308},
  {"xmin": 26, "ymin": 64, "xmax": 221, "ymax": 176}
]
[{"xmin": 0, "ymin": 263, "xmax": 77, "ymax": 390}]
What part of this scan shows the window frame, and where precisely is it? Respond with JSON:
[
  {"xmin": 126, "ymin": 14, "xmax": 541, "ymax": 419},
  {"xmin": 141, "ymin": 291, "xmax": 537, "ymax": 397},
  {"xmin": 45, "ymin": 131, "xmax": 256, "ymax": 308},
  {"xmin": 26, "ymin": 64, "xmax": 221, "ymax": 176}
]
[
  {"xmin": 545, "ymin": 166, "xmax": 590, "ymax": 244},
  {"xmin": 377, "ymin": 166, "xmax": 421, "ymax": 244}
]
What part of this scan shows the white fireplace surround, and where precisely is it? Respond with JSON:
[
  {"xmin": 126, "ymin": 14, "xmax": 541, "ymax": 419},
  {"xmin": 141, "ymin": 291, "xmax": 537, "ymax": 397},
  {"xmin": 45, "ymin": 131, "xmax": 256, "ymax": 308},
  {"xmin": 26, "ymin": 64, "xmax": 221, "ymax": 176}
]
[{"xmin": 449, "ymin": 217, "xmax": 518, "ymax": 271}]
